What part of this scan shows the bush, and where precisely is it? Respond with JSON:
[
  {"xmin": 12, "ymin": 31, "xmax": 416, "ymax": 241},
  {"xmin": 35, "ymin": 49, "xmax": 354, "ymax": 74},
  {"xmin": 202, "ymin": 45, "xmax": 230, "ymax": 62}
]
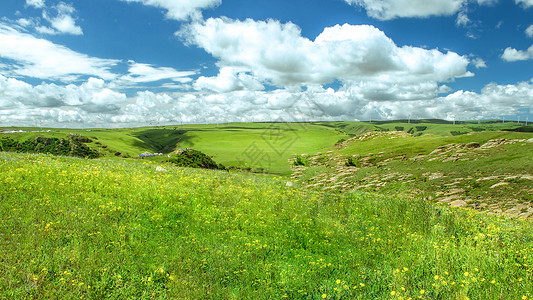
[
  {"xmin": 0, "ymin": 136, "xmax": 99, "ymax": 158},
  {"xmin": 415, "ymin": 126, "xmax": 427, "ymax": 131},
  {"xmin": 450, "ymin": 131, "xmax": 468, "ymax": 136},
  {"xmin": 166, "ymin": 149, "xmax": 225, "ymax": 170},
  {"xmin": 293, "ymin": 155, "xmax": 309, "ymax": 167},
  {"xmin": 335, "ymin": 138, "xmax": 346, "ymax": 145},
  {"xmin": 395, "ymin": 126, "xmax": 404, "ymax": 131},
  {"xmin": 345, "ymin": 156, "xmax": 360, "ymax": 167}
]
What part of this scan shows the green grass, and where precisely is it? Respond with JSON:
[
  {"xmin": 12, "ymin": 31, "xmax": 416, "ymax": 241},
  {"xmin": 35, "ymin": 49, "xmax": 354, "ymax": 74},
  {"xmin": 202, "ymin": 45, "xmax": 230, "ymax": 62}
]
[
  {"xmin": 2, "ymin": 120, "xmax": 526, "ymax": 175},
  {"xmin": 337, "ymin": 131, "xmax": 532, "ymax": 159},
  {"xmin": 312, "ymin": 120, "xmax": 526, "ymax": 137},
  {"xmin": 294, "ymin": 130, "xmax": 533, "ymax": 213},
  {"xmin": 1, "ymin": 152, "xmax": 532, "ymax": 299},
  {"xmin": 2, "ymin": 123, "xmax": 346, "ymax": 175}
]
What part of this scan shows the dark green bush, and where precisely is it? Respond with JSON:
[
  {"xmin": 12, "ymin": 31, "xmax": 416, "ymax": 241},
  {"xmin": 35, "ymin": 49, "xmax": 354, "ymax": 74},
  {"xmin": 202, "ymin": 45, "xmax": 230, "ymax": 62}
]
[
  {"xmin": 335, "ymin": 138, "xmax": 346, "ymax": 145},
  {"xmin": 0, "ymin": 136, "xmax": 99, "ymax": 158},
  {"xmin": 166, "ymin": 149, "xmax": 225, "ymax": 170},
  {"xmin": 345, "ymin": 157, "xmax": 360, "ymax": 167},
  {"xmin": 450, "ymin": 131, "xmax": 468, "ymax": 136},
  {"xmin": 293, "ymin": 155, "xmax": 309, "ymax": 167}
]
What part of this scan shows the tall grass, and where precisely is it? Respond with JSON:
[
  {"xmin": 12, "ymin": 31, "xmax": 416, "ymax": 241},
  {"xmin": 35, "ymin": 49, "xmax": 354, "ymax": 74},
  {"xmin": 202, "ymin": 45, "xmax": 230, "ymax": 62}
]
[{"xmin": 1, "ymin": 152, "xmax": 532, "ymax": 299}]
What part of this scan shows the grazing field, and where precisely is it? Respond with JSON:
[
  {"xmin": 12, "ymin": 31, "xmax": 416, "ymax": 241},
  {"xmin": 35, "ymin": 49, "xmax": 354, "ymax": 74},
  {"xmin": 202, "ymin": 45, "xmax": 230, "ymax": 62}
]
[
  {"xmin": 1, "ymin": 123, "xmax": 346, "ymax": 175},
  {"xmin": 292, "ymin": 130, "xmax": 533, "ymax": 217},
  {"xmin": 1, "ymin": 152, "xmax": 532, "ymax": 299},
  {"xmin": 2, "ymin": 120, "xmax": 526, "ymax": 175}
]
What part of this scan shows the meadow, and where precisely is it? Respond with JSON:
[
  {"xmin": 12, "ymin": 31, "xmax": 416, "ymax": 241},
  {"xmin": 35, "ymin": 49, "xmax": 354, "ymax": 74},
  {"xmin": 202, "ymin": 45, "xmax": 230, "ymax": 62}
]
[
  {"xmin": 2, "ymin": 120, "xmax": 526, "ymax": 175},
  {"xmin": 293, "ymin": 129, "xmax": 533, "ymax": 217},
  {"xmin": 2, "ymin": 122, "xmax": 346, "ymax": 175},
  {"xmin": 1, "ymin": 152, "xmax": 532, "ymax": 299}
]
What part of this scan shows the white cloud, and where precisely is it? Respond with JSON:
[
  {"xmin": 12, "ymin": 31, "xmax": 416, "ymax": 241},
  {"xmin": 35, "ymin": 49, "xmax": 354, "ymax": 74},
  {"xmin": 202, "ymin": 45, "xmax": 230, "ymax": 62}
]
[
  {"xmin": 344, "ymin": 0, "xmax": 498, "ymax": 20},
  {"xmin": 120, "ymin": 0, "xmax": 221, "ymax": 21},
  {"xmin": 194, "ymin": 67, "xmax": 264, "ymax": 93},
  {"xmin": 180, "ymin": 18, "xmax": 469, "ymax": 101},
  {"xmin": 516, "ymin": 0, "xmax": 533, "ymax": 8},
  {"xmin": 1, "ymin": 71, "xmax": 532, "ymax": 127},
  {"xmin": 471, "ymin": 57, "xmax": 487, "ymax": 68},
  {"xmin": 40, "ymin": 2, "xmax": 83, "ymax": 35},
  {"xmin": 36, "ymin": 25, "xmax": 59, "ymax": 35},
  {"xmin": 344, "ymin": 0, "xmax": 464, "ymax": 20},
  {"xmin": 526, "ymin": 25, "xmax": 533, "ymax": 38},
  {"xmin": 26, "ymin": 0, "xmax": 45, "ymax": 9},
  {"xmin": 477, "ymin": 0, "xmax": 498, "ymax": 5},
  {"xmin": 118, "ymin": 61, "xmax": 196, "ymax": 85},
  {"xmin": 456, "ymin": 11, "xmax": 470, "ymax": 27},
  {"xmin": 501, "ymin": 45, "xmax": 533, "ymax": 62},
  {"xmin": 0, "ymin": 24, "xmax": 117, "ymax": 81},
  {"xmin": 16, "ymin": 18, "xmax": 35, "ymax": 28},
  {"xmin": 0, "ymin": 75, "xmax": 126, "ymax": 115}
]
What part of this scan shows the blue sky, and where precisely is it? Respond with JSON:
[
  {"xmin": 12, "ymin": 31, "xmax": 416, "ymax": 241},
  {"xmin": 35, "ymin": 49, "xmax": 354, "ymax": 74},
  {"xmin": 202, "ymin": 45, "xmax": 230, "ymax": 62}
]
[{"xmin": 0, "ymin": 0, "xmax": 532, "ymax": 127}]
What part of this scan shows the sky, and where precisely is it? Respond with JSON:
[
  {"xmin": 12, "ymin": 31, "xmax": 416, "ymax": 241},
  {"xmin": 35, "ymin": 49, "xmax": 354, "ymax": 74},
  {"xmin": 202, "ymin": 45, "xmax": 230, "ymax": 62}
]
[{"xmin": 0, "ymin": 0, "xmax": 532, "ymax": 127}]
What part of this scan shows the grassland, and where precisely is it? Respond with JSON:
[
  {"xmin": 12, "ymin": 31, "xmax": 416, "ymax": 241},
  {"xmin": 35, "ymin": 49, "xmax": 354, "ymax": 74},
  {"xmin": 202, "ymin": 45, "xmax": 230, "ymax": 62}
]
[
  {"xmin": 1, "ymin": 152, "xmax": 533, "ymax": 299},
  {"xmin": 2, "ymin": 120, "xmax": 527, "ymax": 175},
  {"xmin": 1, "ymin": 123, "xmax": 346, "ymax": 175},
  {"xmin": 292, "ymin": 130, "xmax": 533, "ymax": 218}
]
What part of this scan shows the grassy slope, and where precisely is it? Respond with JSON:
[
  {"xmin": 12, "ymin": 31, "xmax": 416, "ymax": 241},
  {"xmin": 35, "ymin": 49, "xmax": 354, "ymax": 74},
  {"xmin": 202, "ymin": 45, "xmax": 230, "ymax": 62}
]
[
  {"xmin": 0, "ymin": 121, "xmax": 527, "ymax": 176},
  {"xmin": 293, "ymin": 130, "xmax": 533, "ymax": 215},
  {"xmin": 1, "ymin": 152, "xmax": 532, "ymax": 299},
  {"xmin": 337, "ymin": 131, "xmax": 532, "ymax": 158},
  {"xmin": 2, "ymin": 123, "xmax": 346, "ymax": 175},
  {"xmin": 176, "ymin": 123, "xmax": 344, "ymax": 175}
]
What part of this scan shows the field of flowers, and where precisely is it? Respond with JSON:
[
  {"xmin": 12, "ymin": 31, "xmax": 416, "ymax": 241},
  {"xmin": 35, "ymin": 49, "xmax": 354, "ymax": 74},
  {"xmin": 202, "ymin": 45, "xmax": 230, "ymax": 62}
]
[{"xmin": 1, "ymin": 152, "xmax": 532, "ymax": 299}]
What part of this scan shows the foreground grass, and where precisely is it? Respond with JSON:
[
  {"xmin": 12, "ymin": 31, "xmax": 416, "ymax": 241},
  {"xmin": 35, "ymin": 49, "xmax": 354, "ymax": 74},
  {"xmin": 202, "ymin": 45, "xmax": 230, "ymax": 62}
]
[{"xmin": 1, "ymin": 152, "xmax": 532, "ymax": 299}]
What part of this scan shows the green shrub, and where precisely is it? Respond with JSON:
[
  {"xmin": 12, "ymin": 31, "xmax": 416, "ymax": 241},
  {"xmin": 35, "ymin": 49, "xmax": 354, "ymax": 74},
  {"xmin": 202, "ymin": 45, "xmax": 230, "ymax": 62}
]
[
  {"xmin": 166, "ymin": 149, "xmax": 225, "ymax": 170},
  {"xmin": 293, "ymin": 155, "xmax": 309, "ymax": 167},
  {"xmin": 450, "ymin": 131, "xmax": 468, "ymax": 136},
  {"xmin": 395, "ymin": 126, "xmax": 404, "ymax": 131},
  {"xmin": 345, "ymin": 156, "xmax": 360, "ymax": 167},
  {"xmin": 335, "ymin": 138, "xmax": 346, "ymax": 145},
  {"xmin": 0, "ymin": 136, "xmax": 99, "ymax": 158}
]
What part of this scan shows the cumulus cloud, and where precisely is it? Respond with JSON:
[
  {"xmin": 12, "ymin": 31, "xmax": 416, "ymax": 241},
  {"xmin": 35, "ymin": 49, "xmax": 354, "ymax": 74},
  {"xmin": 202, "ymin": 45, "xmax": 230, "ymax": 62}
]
[
  {"xmin": 516, "ymin": 0, "xmax": 533, "ymax": 8},
  {"xmin": 26, "ymin": 0, "xmax": 45, "ymax": 9},
  {"xmin": 344, "ymin": 0, "xmax": 499, "ymax": 21},
  {"xmin": 526, "ymin": 24, "xmax": 533, "ymax": 38},
  {"xmin": 0, "ymin": 75, "xmax": 126, "ymax": 115},
  {"xmin": 180, "ymin": 18, "xmax": 469, "ymax": 102},
  {"xmin": 120, "ymin": 0, "xmax": 221, "ymax": 21},
  {"xmin": 343, "ymin": 0, "xmax": 464, "ymax": 20},
  {"xmin": 194, "ymin": 67, "xmax": 265, "ymax": 93},
  {"xmin": 1, "ymin": 71, "xmax": 532, "ymax": 127},
  {"xmin": 501, "ymin": 45, "xmax": 533, "ymax": 62},
  {"xmin": 0, "ymin": 23, "xmax": 117, "ymax": 81}
]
